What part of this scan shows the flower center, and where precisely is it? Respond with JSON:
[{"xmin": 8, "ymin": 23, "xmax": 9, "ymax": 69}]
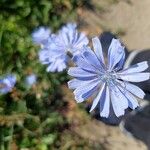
[{"xmin": 101, "ymin": 71, "xmax": 117, "ymax": 85}]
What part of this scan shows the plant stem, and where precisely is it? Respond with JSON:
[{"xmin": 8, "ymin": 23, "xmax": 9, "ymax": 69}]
[
  {"xmin": 0, "ymin": 127, "xmax": 5, "ymax": 150},
  {"xmin": 7, "ymin": 125, "xmax": 14, "ymax": 150}
]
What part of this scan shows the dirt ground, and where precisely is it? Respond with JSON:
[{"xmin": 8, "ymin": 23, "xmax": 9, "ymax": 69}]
[
  {"xmin": 80, "ymin": 0, "xmax": 150, "ymax": 51},
  {"xmin": 62, "ymin": 85, "xmax": 147, "ymax": 150},
  {"xmin": 74, "ymin": 0, "xmax": 150, "ymax": 149}
]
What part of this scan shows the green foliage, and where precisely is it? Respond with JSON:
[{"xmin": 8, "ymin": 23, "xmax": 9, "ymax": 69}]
[{"xmin": 0, "ymin": 0, "xmax": 90, "ymax": 149}]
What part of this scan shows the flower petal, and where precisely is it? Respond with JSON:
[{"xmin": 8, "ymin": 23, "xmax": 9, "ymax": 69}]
[
  {"xmin": 68, "ymin": 78, "xmax": 93, "ymax": 90},
  {"xmin": 68, "ymin": 67, "xmax": 96, "ymax": 79},
  {"xmin": 74, "ymin": 32, "xmax": 89, "ymax": 47},
  {"xmin": 92, "ymin": 37, "xmax": 105, "ymax": 64},
  {"xmin": 100, "ymin": 86, "xmax": 110, "ymax": 118},
  {"xmin": 118, "ymin": 85, "xmax": 139, "ymax": 109},
  {"xmin": 118, "ymin": 72, "xmax": 150, "ymax": 82},
  {"xmin": 108, "ymin": 38, "xmax": 125, "ymax": 70},
  {"xmin": 110, "ymin": 84, "xmax": 129, "ymax": 117},
  {"xmin": 110, "ymin": 90, "xmax": 125, "ymax": 117},
  {"xmin": 72, "ymin": 55, "xmax": 97, "ymax": 73},
  {"xmin": 116, "ymin": 52, "xmax": 125, "ymax": 70},
  {"xmin": 90, "ymin": 83, "xmax": 105, "ymax": 112},
  {"xmin": 119, "ymin": 61, "xmax": 148, "ymax": 74},
  {"xmin": 74, "ymin": 79, "xmax": 100, "ymax": 103},
  {"xmin": 118, "ymin": 80, "xmax": 145, "ymax": 99},
  {"xmin": 82, "ymin": 46, "xmax": 104, "ymax": 70}
]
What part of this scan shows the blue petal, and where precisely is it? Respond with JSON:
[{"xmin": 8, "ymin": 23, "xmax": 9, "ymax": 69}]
[
  {"xmin": 90, "ymin": 83, "xmax": 105, "ymax": 112},
  {"xmin": 108, "ymin": 38, "xmax": 125, "ymax": 70},
  {"xmin": 114, "ymin": 85, "xmax": 129, "ymax": 109},
  {"xmin": 117, "ymin": 80, "xmax": 145, "ymax": 99},
  {"xmin": 110, "ymin": 90, "xmax": 125, "ymax": 117},
  {"xmin": 116, "ymin": 52, "xmax": 125, "ymax": 70},
  {"xmin": 39, "ymin": 49, "xmax": 51, "ymax": 64},
  {"xmin": 73, "ymin": 79, "xmax": 100, "ymax": 103},
  {"xmin": 68, "ymin": 67, "xmax": 96, "ymax": 79},
  {"xmin": 58, "ymin": 23, "xmax": 89, "ymax": 55},
  {"xmin": 82, "ymin": 46, "xmax": 104, "ymax": 70},
  {"xmin": 68, "ymin": 79, "xmax": 81, "ymax": 89},
  {"xmin": 118, "ymin": 85, "xmax": 139, "ymax": 109},
  {"xmin": 74, "ymin": 32, "xmax": 89, "ymax": 47},
  {"xmin": 46, "ymin": 58, "xmax": 67, "ymax": 72},
  {"xmin": 72, "ymin": 55, "xmax": 97, "ymax": 73},
  {"xmin": 92, "ymin": 37, "xmax": 105, "ymax": 64},
  {"xmin": 26, "ymin": 74, "xmax": 37, "ymax": 86},
  {"xmin": 118, "ymin": 72, "xmax": 150, "ymax": 82},
  {"xmin": 6, "ymin": 75, "xmax": 16, "ymax": 86},
  {"xmin": 100, "ymin": 86, "xmax": 110, "ymax": 118},
  {"xmin": 32, "ymin": 26, "xmax": 51, "ymax": 45},
  {"xmin": 119, "ymin": 61, "xmax": 148, "ymax": 74},
  {"xmin": 0, "ymin": 75, "xmax": 16, "ymax": 94},
  {"xmin": 58, "ymin": 31, "xmax": 69, "ymax": 46},
  {"xmin": 61, "ymin": 23, "xmax": 77, "ymax": 33},
  {"xmin": 68, "ymin": 78, "xmax": 94, "ymax": 90},
  {"xmin": 110, "ymin": 85, "xmax": 129, "ymax": 117}
]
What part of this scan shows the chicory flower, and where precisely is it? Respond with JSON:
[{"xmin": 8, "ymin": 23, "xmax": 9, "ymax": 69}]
[
  {"xmin": 25, "ymin": 74, "xmax": 37, "ymax": 86},
  {"xmin": 38, "ymin": 23, "xmax": 89, "ymax": 72},
  {"xmin": 68, "ymin": 37, "xmax": 150, "ymax": 117},
  {"xmin": 32, "ymin": 26, "xmax": 51, "ymax": 45},
  {"xmin": 0, "ymin": 74, "xmax": 16, "ymax": 94}
]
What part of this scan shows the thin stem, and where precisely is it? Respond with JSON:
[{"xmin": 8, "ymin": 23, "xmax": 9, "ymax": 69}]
[
  {"xmin": 7, "ymin": 125, "xmax": 14, "ymax": 150},
  {"xmin": 0, "ymin": 127, "xmax": 5, "ymax": 150}
]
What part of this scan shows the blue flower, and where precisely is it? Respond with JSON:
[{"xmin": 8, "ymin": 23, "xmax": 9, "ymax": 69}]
[
  {"xmin": 68, "ymin": 37, "xmax": 150, "ymax": 117},
  {"xmin": 39, "ymin": 45, "xmax": 68, "ymax": 72},
  {"xmin": 54, "ymin": 23, "xmax": 89, "ymax": 55},
  {"xmin": 38, "ymin": 23, "xmax": 89, "ymax": 72},
  {"xmin": 32, "ymin": 26, "xmax": 51, "ymax": 45},
  {"xmin": 0, "ymin": 75, "xmax": 16, "ymax": 94},
  {"xmin": 25, "ymin": 74, "xmax": 37, "ymax": 86}
]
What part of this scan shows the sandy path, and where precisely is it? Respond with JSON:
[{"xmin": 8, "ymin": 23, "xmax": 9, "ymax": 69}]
[
  {"xmin": 80, "ymin": 0, "xmax": 150, "ymax": 50},
  {"xmin": 62, "ymin": 85, "xmax": 147, "ymax": 150}
]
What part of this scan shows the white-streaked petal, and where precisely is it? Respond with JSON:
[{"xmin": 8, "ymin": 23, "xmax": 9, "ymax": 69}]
[
  {"xmin": 74, "ymin": 79, "xmax": 100, "ymax": 103},
  {"xmin": 74, "ymin": 32, "xmax": 89, "ymax": 47},
  {"xmin": 111, "ymin": 90, "xmax": 125, "ymax": 117},
  {"xmin": 114, "ymin": 85, "xmax": 128, "ymax": 109},
  {"xmin": 118, "ymin": 86, "xmax": 139, "ymax": 109},
  {"xmin": 68, "ymin": 78, "xmax": 97, "ymax": 90},
  {"xmin": 32, "ymin": 27, "xmax": 51, "ymax": 44},
  {"xmin": 119, "ymin": 61, "xmax": 148, "ymax": 74},
  {"xmin": 118, "ymin": 72, "xmax": 150, "ymax": 82},
  {"xmin": 68, "ymin": 79, "xmax": 81, "ymax": 89},
  {"xmin": 100, "ymin": 86, "xmax": 110, "ymax": 118},
  {"xmin": 82, "ymin": 46, "xmax": 104, "ymax": 70},
  {"xmin": 118, "ymin": 80, "xmax": 145, "ymax": 99},
  {"xmin": 110, "ymin": 84, "xmax": 129, "ymax": 117},
  {"xmin": 92, "ymin": 37, "xmax": 105, "ymax": 64},
  {"xmin": 90, "ymin": 83, "xmax": 105, "ymax": 112},
  {"xmin": 46, "ymin": 62, "xmax": 57, "ymax": 72},
  {"xmin": 116, "ymin": 52, "xmax": 125, "ymax": 70},
  {"xmin": 72, "ymin": 55, "xmax": 97, "ymax": 73},
  {"xmin": 68, "ymin": 67, "xmax": 96, "ymax": 78},
  {"xmin": 108, "ymin": 38, "xmax": 125, "ymax": 70}
]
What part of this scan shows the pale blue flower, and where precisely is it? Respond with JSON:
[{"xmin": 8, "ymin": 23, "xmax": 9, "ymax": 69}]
[
  {"xmin": 39, "ymin": 45, "xmax": 68, "ymax": 72},
  {"xmin": 25, "ymin": 74, "xmax": 37, "ymax": 86},
  {"xmin": 38, "ymin": 23, "xmax": 89, "ymax": 72},
  {"xmin": 32, "ymin": 26, "xmax": 51, "ymax": 45},
  {"xmin": 68, "ymin": 37, "xmax": 150, "ymax": 117},
  {"xmin": 0, "ymin": 75, "xmax": 16, "ymax": 94},
  {"xmin": 53, "ymin": 23, "xmax": 89, "ymax": 55}
]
